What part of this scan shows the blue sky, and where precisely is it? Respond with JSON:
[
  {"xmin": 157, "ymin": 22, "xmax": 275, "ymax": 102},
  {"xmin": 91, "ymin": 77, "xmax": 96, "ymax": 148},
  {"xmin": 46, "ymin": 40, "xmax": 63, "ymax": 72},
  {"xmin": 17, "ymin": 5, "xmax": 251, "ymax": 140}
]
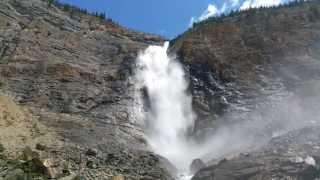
[{"xmin": 59, "ymin": 0, "xmax": 293, "ymax": 39}]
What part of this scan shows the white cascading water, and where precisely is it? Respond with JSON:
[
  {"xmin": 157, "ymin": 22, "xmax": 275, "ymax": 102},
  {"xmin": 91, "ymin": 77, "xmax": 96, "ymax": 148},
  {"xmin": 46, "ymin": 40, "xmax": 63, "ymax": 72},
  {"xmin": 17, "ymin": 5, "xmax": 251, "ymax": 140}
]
[
  {"xmin": 133, "ymin": 41, "xmax": 320, "ymax": 180},
  {"xmin": 135, "ymin": 42, "xmax": 195, "ymax": 177}
]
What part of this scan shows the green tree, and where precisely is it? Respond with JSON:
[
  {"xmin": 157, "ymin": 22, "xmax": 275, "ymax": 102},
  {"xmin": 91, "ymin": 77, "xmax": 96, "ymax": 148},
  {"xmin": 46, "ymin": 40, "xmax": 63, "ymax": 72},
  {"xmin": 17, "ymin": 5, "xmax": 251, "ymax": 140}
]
[
  {"xmin": 99, "ymin": 12, "xmax": 106, "ymax": 20},
  {"xmin": 48, "ymin": 0, "xmax": 55, "ymax": 8},
  {"xmin": 62, "ymin": 4, "xmax": 71, "ymax": 11}
]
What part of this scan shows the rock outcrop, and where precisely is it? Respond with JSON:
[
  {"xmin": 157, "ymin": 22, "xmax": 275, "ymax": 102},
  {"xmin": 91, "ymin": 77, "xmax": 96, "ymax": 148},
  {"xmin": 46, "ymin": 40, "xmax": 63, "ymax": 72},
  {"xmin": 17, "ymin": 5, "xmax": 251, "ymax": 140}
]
[
  {"xmin": 171, "ymin": 1, "xmax": 320, "ymax": 138},
  {"xmin": 170, "ymin": 1, "xmax": 320, "ymax": 179},
  {"xmin": 190, "ymin": 159, "xmax": 206, "ymax": 174},
  {"xmin": 171, "ymin": 1, "xmax": 320, "ymax": 141},
  {"xmin": 192, "ymin": 126, "xmax": 320, "ymax": 180},
  {"xmin": 0, "ymin": 0, "xmax": 173, "ymax": 179},
  {"xmin": 1, "ymin": 0, "xmax": 320, "ymax": 179}
]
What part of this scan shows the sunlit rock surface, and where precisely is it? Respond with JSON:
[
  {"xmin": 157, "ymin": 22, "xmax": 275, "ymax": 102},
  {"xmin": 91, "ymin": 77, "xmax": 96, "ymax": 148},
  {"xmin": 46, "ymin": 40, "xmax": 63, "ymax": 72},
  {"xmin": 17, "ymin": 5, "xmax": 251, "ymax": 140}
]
[
  {"xmin": 171, "ymin": 1, "xmax": 320, "ymax": 179},
  {"xmin": 171, "ymin": 1, "xmax": 320, "ymax": 137},
  {"xmin": 1, "ymin": 0, "xmax": 320, "ymax": 179},
  {"xmin": 0, "ymin": 0, "xmax": 174, "ymax": 179}
]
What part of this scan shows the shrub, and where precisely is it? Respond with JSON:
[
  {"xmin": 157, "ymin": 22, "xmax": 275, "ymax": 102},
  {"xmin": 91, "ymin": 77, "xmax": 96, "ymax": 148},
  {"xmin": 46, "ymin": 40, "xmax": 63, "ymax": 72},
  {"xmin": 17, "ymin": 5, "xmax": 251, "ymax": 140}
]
[{"xmin": 0, "ymin": 143, "xmax": 5, "ymax": 153}]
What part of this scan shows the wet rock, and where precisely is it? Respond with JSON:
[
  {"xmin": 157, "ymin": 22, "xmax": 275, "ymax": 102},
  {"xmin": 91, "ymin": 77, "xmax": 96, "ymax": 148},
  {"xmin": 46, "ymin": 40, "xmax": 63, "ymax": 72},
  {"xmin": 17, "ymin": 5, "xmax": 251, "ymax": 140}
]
[
  {"xmin": 190, "ymin": 159, "xmax": 206, "ymax": 174},
  {"xmin": 192, "ymin": 126, "xmax": 320, "ymax": 180},
  {"xmin": 141, "ymin": 153, "xmax": 178, "ymax": 178},
  {"xmin": 192, "ymin": 159, "xmax": 319, "ymax": 180}
]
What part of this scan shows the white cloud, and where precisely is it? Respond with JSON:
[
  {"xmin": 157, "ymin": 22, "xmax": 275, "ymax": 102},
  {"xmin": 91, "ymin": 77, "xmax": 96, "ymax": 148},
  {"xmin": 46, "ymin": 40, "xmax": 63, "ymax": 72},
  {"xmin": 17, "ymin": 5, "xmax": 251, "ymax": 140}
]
[
  {"xmin": 199, "ymin": 4, "xmax": 220, "ymax": 21},
  {"xmin": 240, "ymin": 0, "xmax": 283, "ymax": 10},
  {"xmin": 231, "ymin": 0, "xmax": 240, "ymax": 7},
  {"xmin": 189, "ymin": 0, "xmax": 295, "ymax": 27},
  {"xmin": 189, "ymin": 4, "xmax": 221, "ymax": 27},
  {"xmin": 220, "ymin": 3, "xmax": 228, "ymax": 13},
  {"xmin": 189, "ymin": 17, "xmax": 196, "ymax": 27},
  {"xmin": 239, "ymin": 0, "xmax": 252, "ymax": 10}
]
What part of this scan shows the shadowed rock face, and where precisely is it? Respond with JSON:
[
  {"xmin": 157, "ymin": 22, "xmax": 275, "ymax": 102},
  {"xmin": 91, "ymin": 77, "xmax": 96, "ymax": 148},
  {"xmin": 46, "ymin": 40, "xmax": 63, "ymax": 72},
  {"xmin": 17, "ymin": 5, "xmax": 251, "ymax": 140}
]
[
  {"xmin": 170, "ymin": 1, "xmax": 320, "ymax": 180},
  {"xmin": 192, "ymin": 127, "xmax": 320, "ymax": 180},
  {"xmin": 171, "ymin": 1, "xmax": 320, "ymax": 137},
  {"xmin": 0, "ymin": 0, "xmax": 163, "ymax": 149},
  {"xmin": 0, "ymin": 0, "xmax": 174, "ymax": 179}
]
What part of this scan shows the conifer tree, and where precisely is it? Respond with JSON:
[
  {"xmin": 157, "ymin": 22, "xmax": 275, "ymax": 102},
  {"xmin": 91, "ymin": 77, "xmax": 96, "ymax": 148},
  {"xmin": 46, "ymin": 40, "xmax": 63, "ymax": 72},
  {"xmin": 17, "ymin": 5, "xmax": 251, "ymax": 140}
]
[{"xmin": 48, "ymin": 0, "xmax": 55, "ymax": 7}]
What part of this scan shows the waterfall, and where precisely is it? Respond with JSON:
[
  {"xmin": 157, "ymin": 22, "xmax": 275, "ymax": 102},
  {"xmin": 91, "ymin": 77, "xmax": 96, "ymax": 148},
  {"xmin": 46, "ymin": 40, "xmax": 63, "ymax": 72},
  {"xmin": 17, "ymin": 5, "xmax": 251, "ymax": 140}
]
[
  {"xmin": 135, "ymin": 42, "xmax": 195, "ymax": 175},
  {"xmin": 133, "ymin": 41, "xmax": 320, "ymax": 180}
]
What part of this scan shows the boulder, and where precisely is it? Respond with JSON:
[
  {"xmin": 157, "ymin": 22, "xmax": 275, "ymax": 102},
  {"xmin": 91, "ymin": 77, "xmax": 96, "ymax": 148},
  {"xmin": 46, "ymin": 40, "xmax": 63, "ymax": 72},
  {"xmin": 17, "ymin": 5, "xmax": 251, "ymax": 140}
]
[
  {"xmin": 41, "ymin": 158, "xmax": 64, "ymax": 178},
  {"xmin": 85, "ymin": 148, "xmax": 98, "ymax": 157},
  {"xmin": 190, "ymin": 159, "xmax": 206, "ymax": 174},
  {"xmin": 21, "ymin": 147, "xmax": 65, "ymax": 179},
  {"xmin": 86, "ymin": 160, "xmax": 97, "ymax": 169},
  {"xmin": 35, "ymin": 143, "xmax": 47, "ymax": 151}
]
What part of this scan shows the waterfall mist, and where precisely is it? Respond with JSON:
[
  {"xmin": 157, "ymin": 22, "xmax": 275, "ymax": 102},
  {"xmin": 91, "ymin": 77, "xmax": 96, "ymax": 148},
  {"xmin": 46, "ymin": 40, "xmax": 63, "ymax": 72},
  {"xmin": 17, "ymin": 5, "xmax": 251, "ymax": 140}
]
[{"xmin": 134, "ymin": 42, "xmax": 320, "ymax": 179}]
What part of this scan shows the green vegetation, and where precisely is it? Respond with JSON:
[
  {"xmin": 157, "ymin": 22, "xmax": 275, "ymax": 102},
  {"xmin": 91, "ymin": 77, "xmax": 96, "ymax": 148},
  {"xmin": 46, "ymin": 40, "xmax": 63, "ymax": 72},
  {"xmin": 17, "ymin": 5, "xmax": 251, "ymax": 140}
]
[
  {"xmin": 310, "ymin": 5, "xmax": 320, "ymax": 17},
  {"xmin": 73, "ymin": 175, "xmax": 87, "ymax": 180},
  {"xmin": 0, "ymin": 147, "xmax": 47, "ymax": 179},
  {"xmin": 41, "ymin": 0, "xmax": 109, "ymax": 21},
  {"xmin": 171, "ymin": 0, "xmax": 317, "ymax": 45},
  {"xmin": 47, "ymin": 0, "xmax": 55, "ymax": 7},
  {"xmin": 0, "ymin": 143, "xmax": 4, "ymax": 153}
]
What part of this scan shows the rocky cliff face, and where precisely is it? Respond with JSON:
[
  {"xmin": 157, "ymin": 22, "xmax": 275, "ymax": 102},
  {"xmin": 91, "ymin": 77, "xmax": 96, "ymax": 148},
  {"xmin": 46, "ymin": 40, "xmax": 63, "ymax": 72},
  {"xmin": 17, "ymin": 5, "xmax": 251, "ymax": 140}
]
[
  {"xmin": 192, "ymin": 126, "xmax": 320, "ymax": 180},
  {"xmin": 170, "ymin": 1, "xmax": 320, "ymax": 179},
  {"xmin": 0, "ymin": 0, "xmax": 173, "ymax": 179},
  {"xmin": 171, "ymin": 1, "xmax": 320, "ymax": 137},
  {"xmin": 1, "ymin": 0, "xmax": 320, "ymax": 179}
]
